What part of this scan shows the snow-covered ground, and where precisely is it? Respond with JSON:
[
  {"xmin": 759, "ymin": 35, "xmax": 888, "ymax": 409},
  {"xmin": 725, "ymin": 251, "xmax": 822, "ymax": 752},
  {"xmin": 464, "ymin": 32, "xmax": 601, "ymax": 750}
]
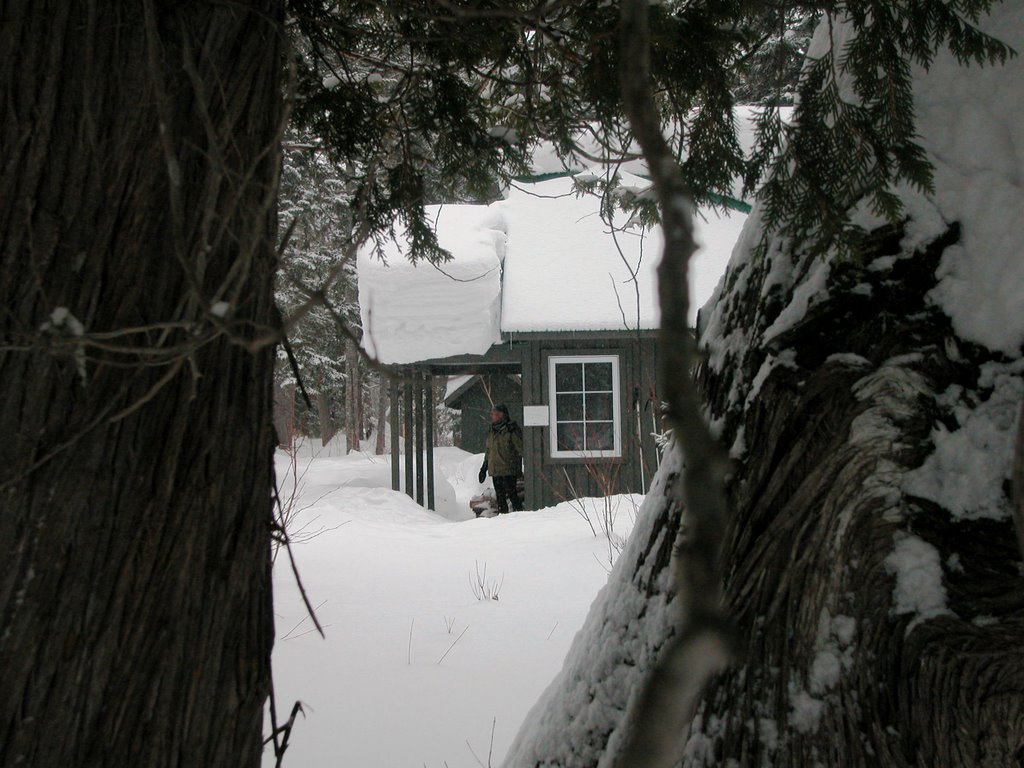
[{"xmin": 266, "ymin": 442, "xmax": 640, "ymax": 767}]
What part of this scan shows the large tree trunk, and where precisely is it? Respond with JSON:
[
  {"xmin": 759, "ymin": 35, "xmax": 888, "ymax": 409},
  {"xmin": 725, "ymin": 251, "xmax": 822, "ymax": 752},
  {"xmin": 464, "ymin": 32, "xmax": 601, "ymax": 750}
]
[
  {"xmin": 1013, "ymin": 397, "xmax": 1024, "ymax": 558},
  {"xmin": 0, "ymin": 3, "xmax": 282, "ymax": 766},
  {"xmin": 684, "ymin": 224, "xmax": 1024, "ymax": 766}
]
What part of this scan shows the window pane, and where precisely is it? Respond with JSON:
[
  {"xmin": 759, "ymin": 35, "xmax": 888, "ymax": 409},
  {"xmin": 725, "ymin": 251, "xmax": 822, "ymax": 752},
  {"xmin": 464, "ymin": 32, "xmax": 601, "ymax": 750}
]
[
  {"xmin": 555, "ymin": 362, "xmax": 583, "ymax": 392},
  {"xmin": 556, "ymin": 393, "xmax": 584, "ymax": 421},
  {"xmin": 550, "ymin": 358, "xmax": 621, "ymax": 456},
  {"xmin": 586, "ymin": 422, "xmax": 615, "ymax": 451},
  {"xmin": 585, "ymin": 362, "xmax": 613, "ymax": 392},
  {"xmin": 585, "ymin": 392, "xmax": 614, "ymax": 421},
  {"xmin": 556, "ymin": 423, "xmax": 585, "ymax": 451}
]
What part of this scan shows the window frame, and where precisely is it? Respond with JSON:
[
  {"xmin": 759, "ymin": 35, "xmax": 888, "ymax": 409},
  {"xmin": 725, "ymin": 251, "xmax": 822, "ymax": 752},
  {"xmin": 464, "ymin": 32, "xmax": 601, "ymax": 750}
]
[{"xmin": 547, "ymin": 354, "xmax": 622, "ymax": 459}]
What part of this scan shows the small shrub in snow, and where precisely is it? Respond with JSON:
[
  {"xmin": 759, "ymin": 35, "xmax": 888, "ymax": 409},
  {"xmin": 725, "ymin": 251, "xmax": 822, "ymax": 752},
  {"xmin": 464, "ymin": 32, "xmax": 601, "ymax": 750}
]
[
  {"xmin": 272, "ymin": 439, "xmax": 344, "ymax": 557},
  {"xmin": 561, "ymin": 465, "xmax": 640, "ymax": 569},
  {"xmin": 470, "ymin": 561, "xmax": 503, "ymax": 601}
]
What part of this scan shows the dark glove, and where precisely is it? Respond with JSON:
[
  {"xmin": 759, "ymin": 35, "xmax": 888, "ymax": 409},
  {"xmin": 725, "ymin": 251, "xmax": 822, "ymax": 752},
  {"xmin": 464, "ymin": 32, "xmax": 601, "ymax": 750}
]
[{"xmin": 478, "ymin": 463, "xmax": 487, "ymax": 484}]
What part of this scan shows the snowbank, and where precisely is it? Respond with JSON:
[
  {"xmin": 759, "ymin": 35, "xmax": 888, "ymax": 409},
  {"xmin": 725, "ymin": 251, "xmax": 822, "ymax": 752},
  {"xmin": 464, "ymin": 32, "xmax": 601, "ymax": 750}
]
[
  {"xmin": 909, "ymin": 12, "xmax": 1024, "ymax": 356},
  {"xmin": 268, "ymin": 446, "xmax": 641, "ymax": 767}
]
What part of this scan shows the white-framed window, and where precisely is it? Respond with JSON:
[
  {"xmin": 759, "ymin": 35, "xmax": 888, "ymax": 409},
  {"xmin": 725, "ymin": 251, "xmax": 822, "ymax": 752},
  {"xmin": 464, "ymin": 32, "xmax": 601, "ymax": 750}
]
[{"xmin": 548, "ymin": 354, "xmax": 621, "ymax": 458}]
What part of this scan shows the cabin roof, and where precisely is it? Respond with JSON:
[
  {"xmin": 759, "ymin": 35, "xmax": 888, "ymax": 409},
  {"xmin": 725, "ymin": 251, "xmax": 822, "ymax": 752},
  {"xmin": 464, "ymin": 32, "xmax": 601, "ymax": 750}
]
[{"xmin": 359, "ymin": 172, "xmax": 748, "ymax": 365}]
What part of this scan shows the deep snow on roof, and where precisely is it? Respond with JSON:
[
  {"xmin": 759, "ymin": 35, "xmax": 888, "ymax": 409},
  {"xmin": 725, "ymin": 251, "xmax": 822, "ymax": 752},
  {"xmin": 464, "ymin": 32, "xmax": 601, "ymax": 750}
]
[
  {"xmin": 358, "ymin": 173, "xmax": 747, "ymax": 364},
  {"xmin": 498, "ymin": 174, "xmax": 661, "ymax": 333},
  {"xmin": 359, "ymin": 204, "xmax": 506, "ymax": 365}
]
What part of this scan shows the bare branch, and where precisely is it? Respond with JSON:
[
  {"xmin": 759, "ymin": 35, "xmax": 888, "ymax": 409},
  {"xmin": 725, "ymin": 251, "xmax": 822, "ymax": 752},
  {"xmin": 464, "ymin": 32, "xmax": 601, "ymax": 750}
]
[{"xmin": 610, "ymin": 1, "xmax": 735, "ymax": 766}]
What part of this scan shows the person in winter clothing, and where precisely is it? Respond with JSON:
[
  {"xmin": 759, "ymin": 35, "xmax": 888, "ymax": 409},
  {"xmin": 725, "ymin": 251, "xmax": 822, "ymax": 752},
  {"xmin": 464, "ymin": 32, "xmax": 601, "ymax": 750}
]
[{"xmin": 478, "ymin": 403, "xmax": 523, "ymax": 513}]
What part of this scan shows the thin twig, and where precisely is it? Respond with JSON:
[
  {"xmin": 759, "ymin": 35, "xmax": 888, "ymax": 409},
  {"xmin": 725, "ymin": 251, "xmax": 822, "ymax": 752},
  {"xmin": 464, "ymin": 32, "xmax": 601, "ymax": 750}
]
[
  {"xmin": 282, "ymin": 332, "xmax": 315, "ymax": 411},
  {"xmin": 436, "ymin": 625, "xmax": 469, "ymax": 665},
  {"xmin": 108, "ymin": 357, "xmax": 185, "ymax": 423},
  {"xmin": 287, "ymin": 625, "xmax": 335, "ymax": 641},
  {"xmin": 282, "ymin": 600, "xmax": 329, "ymax": 640},
  {"xmin": 431, "ymin": 262, "xmax": 497, "ymax": 283},
  {"xmin": 264, "ymin": 700, "xmax": 305, "ymax": 768},
  {"xmin": 282, "ymin": 532, "xmax": 326, "ymax": 639},
  {"xmin": 266, "ymin": 668, "xmax": 281, "ymax": 756}
]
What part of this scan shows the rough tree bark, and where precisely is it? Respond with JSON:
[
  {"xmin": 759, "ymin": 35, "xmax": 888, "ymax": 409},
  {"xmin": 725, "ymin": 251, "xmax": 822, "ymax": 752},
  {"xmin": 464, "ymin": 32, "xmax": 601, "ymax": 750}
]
[
  {"xmin": 1013, "ymin": 397, "xmax": 1024, "ymax": 558},
  {"xmin": 682, "ymin": 222, "xmax": 1024, "ymax": 766},
  {"xmin": 0, "ymin": 3, "xmax": 283, "ymax": 766}
]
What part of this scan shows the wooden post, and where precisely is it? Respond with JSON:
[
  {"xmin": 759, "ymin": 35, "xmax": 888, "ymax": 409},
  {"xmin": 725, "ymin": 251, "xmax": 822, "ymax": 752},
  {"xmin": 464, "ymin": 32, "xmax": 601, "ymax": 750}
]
[
  {"xmin": 425, "ymin": 373, "xmax": 435, "ymax": 511},
  {"xmin": 390, "ymin": 374, "xmax": 400, "ymax": 492},
  {"xmin": 403, "ymin": 377, "xmax": 414, "ymax": 499},
  {"xmin": 415, "ymin": 374, "xmax": 425, "ymax": 505}
]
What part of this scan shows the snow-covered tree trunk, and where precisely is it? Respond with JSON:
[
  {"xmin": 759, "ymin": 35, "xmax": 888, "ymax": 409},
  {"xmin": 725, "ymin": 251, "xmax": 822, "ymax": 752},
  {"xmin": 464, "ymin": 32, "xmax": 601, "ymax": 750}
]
[
  {"xmin": 345, "ymin": 338, "xmax": 363, "ymax": 453},
  {"xmin": 682, "ymin": 222, "xmax": 1024, "ymax": 766},
  {"xmin": 504, "ymin": 8, "xmax": 1024, "ymax": 767},
  {"xmin": 317, "ymin": 388, "xmax": 335, "ymax": 447},
  {"xmin": 0, "ymin": 3, "xmax": 282, "ymax": 765}
]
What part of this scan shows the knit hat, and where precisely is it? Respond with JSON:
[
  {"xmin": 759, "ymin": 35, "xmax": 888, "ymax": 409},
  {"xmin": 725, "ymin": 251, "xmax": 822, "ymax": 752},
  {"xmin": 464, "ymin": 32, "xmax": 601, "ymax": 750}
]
[{"xmin": 490, "ymin": 403, "xmax": 509, "ymax": 416}]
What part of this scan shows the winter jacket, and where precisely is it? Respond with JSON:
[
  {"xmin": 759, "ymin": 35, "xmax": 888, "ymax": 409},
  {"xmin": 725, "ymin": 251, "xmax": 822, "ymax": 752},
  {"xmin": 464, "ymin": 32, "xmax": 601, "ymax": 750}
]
[{"xmin": 484, "ymin": 418, "xmax": 523, "ymax": 477}]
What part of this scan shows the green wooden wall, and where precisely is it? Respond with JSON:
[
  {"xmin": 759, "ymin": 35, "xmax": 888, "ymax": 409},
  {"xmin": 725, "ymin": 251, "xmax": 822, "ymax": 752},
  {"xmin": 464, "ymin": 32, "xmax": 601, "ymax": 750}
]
[{"xmin": 517, "ymin": 336, "xmax": 662, "ymax": 510}]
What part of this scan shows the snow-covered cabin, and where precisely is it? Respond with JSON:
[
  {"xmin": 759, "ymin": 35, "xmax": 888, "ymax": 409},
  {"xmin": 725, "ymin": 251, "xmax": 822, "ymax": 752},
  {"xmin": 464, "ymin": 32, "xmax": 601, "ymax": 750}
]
[{"xmin": 359, "ymin": 171, "xmax": 747, "ymax": 510}]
